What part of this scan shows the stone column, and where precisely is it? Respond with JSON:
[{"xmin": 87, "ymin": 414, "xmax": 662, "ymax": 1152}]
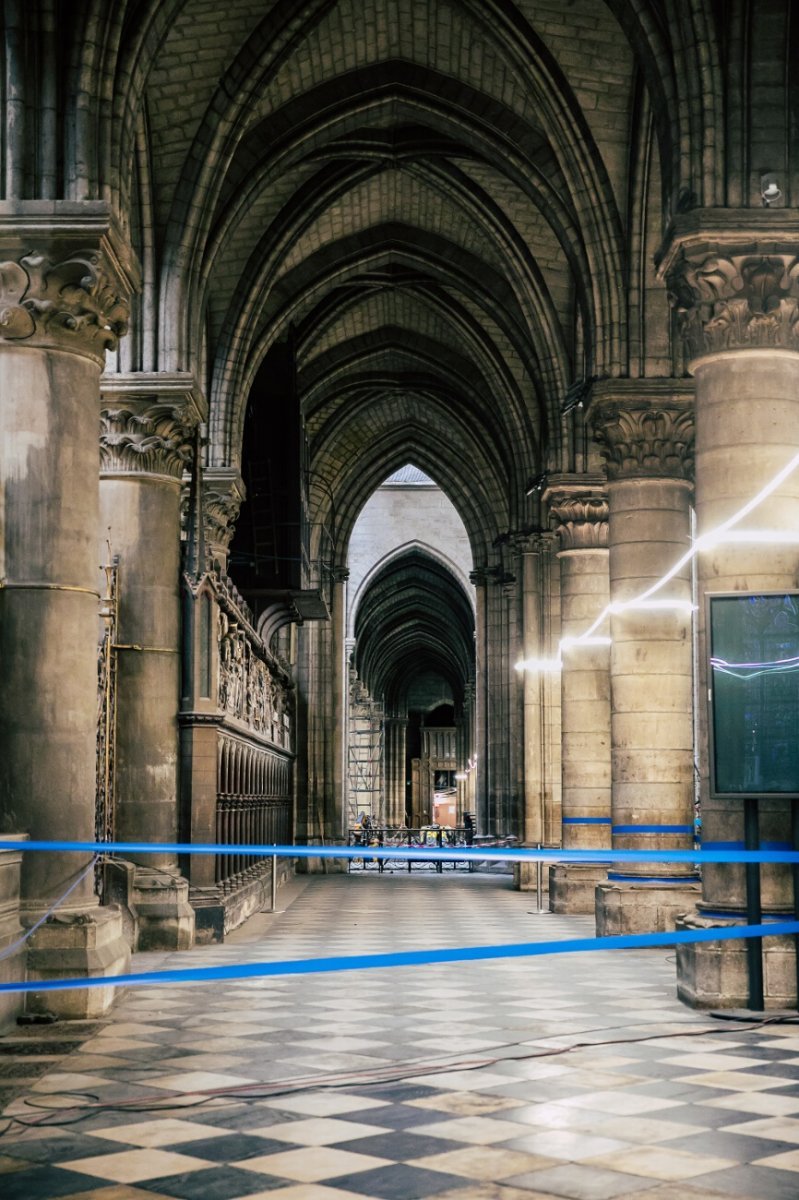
[
  {"xmin": 513, "ymin": 533, "xmax": 545, "ymax": 891},
  {"xmin": 331, "ymin": 568, "xmax": 349, "ymax": 846},
  {"xmin": 0, "ymin": 835, "xmax": 27, "ymax": 1032},
  {"xmin": 99, "ymin": 372, "xmax": 204, "ymax": 951},
  {"xmin": 462, "ymin": 683, "xmax": 476, "ymax": 816},
  {"xmin": 470, "ymin": 569, "xmax": 489, "ymax": 833},
  {"xmin": 0, "ymin": 202, "xmax": 137, "ymax": 1016},
  {"xmin": 539, "ymin": 533, "xmax": 563, "ymax": 848},
  {"xmin": 589, "ymin": 382, "xmax": 701, "ymax": 935},
  {"xmin": 384, "ymin": 716, "xmax": 407, "ymax": 827},
  {"xmin": 660, "ymin": 219, "xmax": 799, "ymax": 1007},
  {"xmin": 544, "ymin": 478, "xmax": 612, "ymax": 913}
]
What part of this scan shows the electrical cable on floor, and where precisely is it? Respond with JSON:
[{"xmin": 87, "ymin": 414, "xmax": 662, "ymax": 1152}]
[{"xmin": 1, "ymin": 1010, "xmax": 795, "ymax": 1138}]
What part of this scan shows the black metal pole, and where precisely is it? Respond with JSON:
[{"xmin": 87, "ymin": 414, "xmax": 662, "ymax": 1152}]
[
  {"xmin": 744, "ymin": 796, "xmax": 764, "ymax": 1011},
  {"xmin": 792, "ymin": 798, "xmax": 799, "ymax": 1011}
]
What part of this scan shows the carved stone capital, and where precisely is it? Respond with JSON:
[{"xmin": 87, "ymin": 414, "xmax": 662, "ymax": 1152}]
[
  {"xmin": 588, "ymin": 381, "xmax": 694, "ymax": 482},
  {"xmin": 100, "ymin": 406, "xmax": 194, "ymax": 479},
  {"xmin": 509, "ymin": 529, "xmax": 545, "ymax": 556},
  {"xmin": 657, "ymin": 213, "xmax": 799, "ymax": 359},
  {"xmin": 100, "ymin": 373, "xmax": 205, "ymax": 481},
  {"xmin": 469, "ymin": 567, "xmax": 491, "ymax": 586},
  {"xmin": 0, "ymin": 202, "xmax": 139, "ymax": 365},
  {"xmin": 543, "ymin": 475, "xmax": 608, "ymax": 551}
]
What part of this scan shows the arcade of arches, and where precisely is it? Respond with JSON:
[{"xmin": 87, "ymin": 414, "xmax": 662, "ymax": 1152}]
[{"xmin": 1, "ymin": 0, "xmax": 799, "ymax": 1028}]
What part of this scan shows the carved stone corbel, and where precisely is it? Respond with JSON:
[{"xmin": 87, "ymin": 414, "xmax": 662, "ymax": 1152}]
[{"xmin": 203, "ymin": 468, "xmax": 246, "ymax": 567}]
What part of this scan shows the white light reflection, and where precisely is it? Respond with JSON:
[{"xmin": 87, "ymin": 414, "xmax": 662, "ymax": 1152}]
[
  {"xmin": 516, "ymin": 449, "xmax": 799, "ymax": 672},
  {"xmin": 711, "ymin": 653, "xmax": 799, "ymax": 681}
]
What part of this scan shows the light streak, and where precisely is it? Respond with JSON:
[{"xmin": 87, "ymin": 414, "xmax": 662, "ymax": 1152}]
[
  {"xmin": 516, "ymin": 448, "xmax": 799, "ymax": 671},
  {"xmin": 609, "ymin": 599, "xmax": 696, "ymax": 615},
  {"xmin": 561, "ymin": 635, "xmax": 612, "ymax": 650},
  {"xmin": 711, "ymin": 653, "xmax": 799, "ymax": 681},
  {"xmin": 515, "ymin": 656, "xmax": 563, "ymax": 672}
]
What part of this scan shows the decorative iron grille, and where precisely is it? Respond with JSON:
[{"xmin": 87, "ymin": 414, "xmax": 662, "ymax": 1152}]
[{"xmin": 95, "ymin": 553, "xmax": 119, "ymax": 898}]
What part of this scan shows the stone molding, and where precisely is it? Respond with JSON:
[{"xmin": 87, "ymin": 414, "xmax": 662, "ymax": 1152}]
[
  {"xmin": 543, "ymin": 475, "xmax": 608, "ymax": 551},
  {"xmin": 100, "ymin": 373, "xmax": 206, "ymax": 481},
  {"xmin": 588, "ymin": 382, "xmax": 695, "ymax": 482},
  {"xmin": 657, "ymin": 212, "xmax": 799, "ymax": 359},
  {"xmin": 0, "ymin": 202, "xmax": 139, "ymax": 365}
]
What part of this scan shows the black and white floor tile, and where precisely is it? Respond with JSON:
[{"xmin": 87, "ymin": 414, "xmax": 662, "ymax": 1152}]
[{"xmin": 1, "ymin": 873, "xmax": 798, "ymax": 1199}]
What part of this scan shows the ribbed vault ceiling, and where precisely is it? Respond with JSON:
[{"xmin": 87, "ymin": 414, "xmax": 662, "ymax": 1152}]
[
  {"xmin": 79, "ymin": 0, "xmax": 738, "ymax": 563},
  {"xmin": 353, "ymin": 549, "xmax": 474, "ymax": 712}
]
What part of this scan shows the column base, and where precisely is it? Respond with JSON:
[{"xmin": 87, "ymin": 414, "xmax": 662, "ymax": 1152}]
[
  {"xmin": 0, "ymin": 838, "xmax": 27, "ymax": 1032},
  {"xmin": 676, "ymin": 912, "xmax": 798, "ymax": 1010},
  {"xmin": 190, "ymin": 859, "xmax": 293, "ymax": 944},
  {"xmin": 298, "ymin": 857, "xmax": 348, "ymax": 874},
  {"xmin": 25, "ymin": 906, "xmax": 130, "ymax": 1019},
  {"xmin": 514, "ymin": 860, "xmax": 550, "ymax": 901},
  {"xmin": 131, "ymin": 867, "xmax": 196, "ymax": 951},
  {"xmin": 549, "ymin": 863, "xmax": 608, "ymax": 914},
  {"xmin": 596, "ymin": 880, "xmax": 701, "ymax": 936},
  {"xmin": 104, "ymin": 861, "xmax": 195, "ymax": 951}
]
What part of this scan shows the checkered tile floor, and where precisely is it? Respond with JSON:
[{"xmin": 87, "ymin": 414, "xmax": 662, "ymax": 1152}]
[{"xmin": 1, "ymin": 873, "xmax": 799, "ymax": 1199}]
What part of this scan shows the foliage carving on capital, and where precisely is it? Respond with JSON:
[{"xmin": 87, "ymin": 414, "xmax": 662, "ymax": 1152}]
[
  {"xmin": 591, "ymin": 402, "xmax": 694, "ymax": 482},
  {"xmin": 0, "ymin": 249, "xmax": 129, "ymax": 361},
  {"xmin": 100, "ymin": 405, "xmax": 195, "ymax": 479},
  {"xmin": 665, "ymin": 250, "xmax": 799, "ymax": 356},
  {"xmin": 204, "ymin": 485, "xmax": 243, "ymax": 553},
  {"xmin": 547, "ymin": 493, "xmax": 609, "ymax": 551}
]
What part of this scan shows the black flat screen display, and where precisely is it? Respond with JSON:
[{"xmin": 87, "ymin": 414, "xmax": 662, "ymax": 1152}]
[{"xmin": 709, "ymin": 593, "xmax": 799, "ymax": 797}]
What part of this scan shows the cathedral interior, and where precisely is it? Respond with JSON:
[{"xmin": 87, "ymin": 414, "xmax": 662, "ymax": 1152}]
[{"xmin": 1, "ymin": 2, "xmax": 799, "ymax": 1197}]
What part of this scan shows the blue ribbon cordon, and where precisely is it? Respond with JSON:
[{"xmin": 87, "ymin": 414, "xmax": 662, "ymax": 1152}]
[
  {"xmin": 2, "ymin": 840, "xmax": 797, "ymax": 996},
  {"xmin": 2, "ymin": 839, "xmax": 798, "ymax": 864},
  {"xmin": 2, "ymin": 922, "xmax": 798, "ymax": 997}
]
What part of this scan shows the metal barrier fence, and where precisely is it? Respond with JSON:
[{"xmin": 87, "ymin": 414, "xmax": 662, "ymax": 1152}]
[{"xmin": 346, "ymin": 827, "xmax": 519, "ymax": 873}]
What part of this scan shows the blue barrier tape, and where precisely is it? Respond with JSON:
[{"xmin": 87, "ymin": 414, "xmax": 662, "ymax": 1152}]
[
  {"xmin": 699, "ymin": 909, "xmax": 796, "ymax": 921},
  {"xmin": 2, "ymin": 840, "xmax": 798, "ymax": 864},
  {"xmin": 2, "ymin": 921, "xmax": 797, "ymax": 997},
  {"xmin": 702, "ymin": 840, "xmax": 792, "ymax": 850},
  {"xmin": 606, "ymin": 873, "xmax": 700, "ymax": 883},
  {"xmin": 612, "ymin": 825, "xmax": 693, "ymax": 834}
]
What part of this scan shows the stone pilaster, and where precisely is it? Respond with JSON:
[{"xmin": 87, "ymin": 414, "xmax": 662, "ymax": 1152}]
[
  {"xmin": 589, "ymin": 381, "xmax": 701, "ymax": 936},
  {"xmin": 544, "ymin": 477, "xmax": 612, "ymax": 913},
  {"xmin": 658, "ymin": 214, "xmax": 799, "ymax": 1007},
  {"xmin": 99, "ymin": 372, "xmax": 205, "ymax": 951},
  {"xmin": 0, "ymin": 202, "xmax": 138, "ymax": 1015}
]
